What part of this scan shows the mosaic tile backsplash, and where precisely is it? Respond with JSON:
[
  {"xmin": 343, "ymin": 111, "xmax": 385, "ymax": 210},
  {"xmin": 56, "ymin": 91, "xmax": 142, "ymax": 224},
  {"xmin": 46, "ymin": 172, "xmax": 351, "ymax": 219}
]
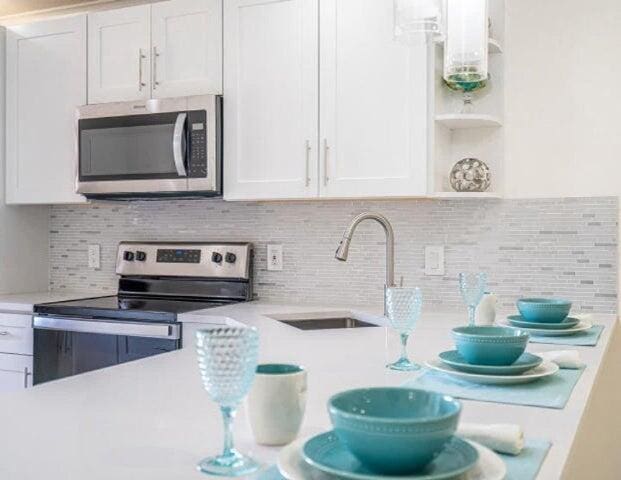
[{"xmin": 50, "ymin": 197, "xmax": 618, "ymax": 313}]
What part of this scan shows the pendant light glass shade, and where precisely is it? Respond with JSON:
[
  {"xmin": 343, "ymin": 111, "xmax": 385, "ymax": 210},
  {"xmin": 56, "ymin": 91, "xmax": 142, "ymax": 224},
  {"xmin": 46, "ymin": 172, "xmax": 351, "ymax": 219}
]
[
  {"xmin": 394, "ymin": 0, "xmax": 445, "ymax": 44},
  {"xmin": 443, "ymin": 0, "xmax": 488, "ymax": 83}
]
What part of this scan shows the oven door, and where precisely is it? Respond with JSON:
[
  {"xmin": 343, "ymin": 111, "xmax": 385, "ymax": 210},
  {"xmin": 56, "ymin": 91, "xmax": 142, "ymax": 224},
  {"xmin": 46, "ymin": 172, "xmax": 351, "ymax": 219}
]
[{"xmin": 32, "ymin": 316, "xmax": 181, "ymax": 385}]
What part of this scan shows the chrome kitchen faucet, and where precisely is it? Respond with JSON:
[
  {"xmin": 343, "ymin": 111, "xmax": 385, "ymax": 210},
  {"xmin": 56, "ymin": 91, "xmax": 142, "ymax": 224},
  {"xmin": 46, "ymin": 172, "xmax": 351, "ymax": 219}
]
[{"xmin": 335, "ymin": 212, "xmax": 396, "ymax": 315}]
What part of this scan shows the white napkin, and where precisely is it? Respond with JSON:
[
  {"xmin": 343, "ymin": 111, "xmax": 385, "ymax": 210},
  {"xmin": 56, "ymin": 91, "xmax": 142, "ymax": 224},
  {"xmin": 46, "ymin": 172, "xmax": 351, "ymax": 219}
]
[
  {"xmin": 539, "ymin": 350, "xmax": 584, "ymax": 369},
  {"xmin": 457, "ymin": 423, "xmax": 524, "ymax": 456}
]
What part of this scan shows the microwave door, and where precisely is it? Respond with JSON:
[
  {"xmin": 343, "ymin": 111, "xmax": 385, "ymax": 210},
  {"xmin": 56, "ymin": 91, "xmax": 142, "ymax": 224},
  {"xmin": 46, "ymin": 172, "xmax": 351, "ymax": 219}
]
[{"xmin": 77, "ymin": 111, "xmax": 189, "ymax": 195}]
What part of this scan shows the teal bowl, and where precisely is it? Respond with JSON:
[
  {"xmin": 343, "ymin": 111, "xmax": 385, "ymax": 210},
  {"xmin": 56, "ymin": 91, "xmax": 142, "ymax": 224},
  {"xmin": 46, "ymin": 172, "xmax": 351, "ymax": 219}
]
[
  {"xmin": 452, "ymin": 326, "xmax": 529, "ymax": 366},
  {"xmin": 328, "ymin": 388, "xmax": 461, "ymax": 475},
  {"xmin": 517, "ymin": 298, "xmax": 572, "ymax": 323}
]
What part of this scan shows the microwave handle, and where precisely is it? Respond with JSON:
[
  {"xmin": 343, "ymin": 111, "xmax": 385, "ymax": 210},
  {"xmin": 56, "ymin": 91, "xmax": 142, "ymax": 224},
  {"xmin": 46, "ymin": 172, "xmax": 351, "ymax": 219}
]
[{"xmin": 173, "ymin": 112, "xmax": 188, "ymax": 177}]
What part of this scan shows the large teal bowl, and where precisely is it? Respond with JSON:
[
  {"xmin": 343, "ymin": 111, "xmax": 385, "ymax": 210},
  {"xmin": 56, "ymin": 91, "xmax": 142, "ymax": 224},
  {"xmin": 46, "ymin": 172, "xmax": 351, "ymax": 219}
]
[
  {"xmin": 452, "ymin": 326, "xmax": 529, "ymax": 366},
  {"xmin": 328, "ymin": 388, "xmax": 461, "ymax": 475},
  {"xmin": 517, "ymin": 298, "xmax": 572, "ymax": 323}
]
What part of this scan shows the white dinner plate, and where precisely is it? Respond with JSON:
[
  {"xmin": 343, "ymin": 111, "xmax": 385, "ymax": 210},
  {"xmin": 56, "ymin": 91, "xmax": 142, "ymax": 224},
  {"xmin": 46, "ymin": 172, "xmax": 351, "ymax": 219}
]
[
  {"xmin": 277, "ymin": 436, "xmax": 506, "ymax": 480},
  {"xmin": 424, "ymin": 359, "xmax": 559, "ymax": 385},
  {"xmin": 497, "ymin": 319, "xmax": 593, "ymax": 337}
]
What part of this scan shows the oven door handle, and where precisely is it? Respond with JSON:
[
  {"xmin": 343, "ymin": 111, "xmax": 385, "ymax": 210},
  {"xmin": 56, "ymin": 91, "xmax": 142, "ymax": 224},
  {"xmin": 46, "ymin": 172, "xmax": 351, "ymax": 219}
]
[
  {"xmin": 172, "ymin": 112, "xmax": 188, "ymax": 177},
  {"xmin": 33, "ymin": 316, "xmax": 181, "ymax": 340}
]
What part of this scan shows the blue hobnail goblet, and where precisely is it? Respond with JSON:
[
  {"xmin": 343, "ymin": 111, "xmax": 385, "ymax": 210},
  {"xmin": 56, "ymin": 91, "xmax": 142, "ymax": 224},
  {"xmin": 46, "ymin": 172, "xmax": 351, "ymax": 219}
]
[
  {"xmin": 459, "ymin": 272, "xmax": 488, "ymax": 326},
  {"xmin": 385, "ymin": 287, "xmax": 423, "ymax": 371},
  {"xmin": 196, "ymin": 327, "xmax": 260, "ymax": 476}
]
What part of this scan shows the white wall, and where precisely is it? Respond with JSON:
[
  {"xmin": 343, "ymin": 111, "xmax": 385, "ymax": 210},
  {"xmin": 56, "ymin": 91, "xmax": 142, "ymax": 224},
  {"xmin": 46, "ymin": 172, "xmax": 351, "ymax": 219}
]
[{"xmin": 504, "ymin": 0, "xmax": 621, "ymax": 198}]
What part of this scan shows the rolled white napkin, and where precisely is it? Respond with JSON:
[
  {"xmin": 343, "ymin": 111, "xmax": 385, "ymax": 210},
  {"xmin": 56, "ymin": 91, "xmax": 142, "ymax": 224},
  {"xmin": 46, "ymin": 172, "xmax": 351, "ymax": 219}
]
[
  {"xmin": 539, "ymin": 350, "xmax": 584, "ymax": 369},
  {"xmin": 457, "ymin": 423, "xmax": 524, "ymax": 456}
]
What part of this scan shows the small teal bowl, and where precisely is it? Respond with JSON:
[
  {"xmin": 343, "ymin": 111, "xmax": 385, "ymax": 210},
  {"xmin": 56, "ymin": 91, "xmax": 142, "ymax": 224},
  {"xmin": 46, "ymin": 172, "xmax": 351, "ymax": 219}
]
[
  {"xmin": 328, "ymin": 388, "xmax": 461, "ymax": 475},
  {"xmin": 517, "ymin": 298, "xmax": 572, "ymax": 323},
  {"xmin": 452, "ymin": 326, "xmax": 529, "ymax": 366}
]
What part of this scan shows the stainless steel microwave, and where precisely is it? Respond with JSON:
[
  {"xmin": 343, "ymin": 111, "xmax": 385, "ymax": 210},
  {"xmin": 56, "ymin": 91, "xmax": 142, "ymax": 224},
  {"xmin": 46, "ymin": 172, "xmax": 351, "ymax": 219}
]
[{"xmin": 76, "ymin": 95, "xmax": 221, "ymax": 199}]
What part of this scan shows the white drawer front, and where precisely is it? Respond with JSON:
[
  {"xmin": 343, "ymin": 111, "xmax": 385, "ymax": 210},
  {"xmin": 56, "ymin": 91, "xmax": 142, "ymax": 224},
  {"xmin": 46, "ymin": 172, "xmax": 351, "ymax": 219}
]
[{"xmin": 0, "ymin": 314, "xmax": 33, "ymax": 355}]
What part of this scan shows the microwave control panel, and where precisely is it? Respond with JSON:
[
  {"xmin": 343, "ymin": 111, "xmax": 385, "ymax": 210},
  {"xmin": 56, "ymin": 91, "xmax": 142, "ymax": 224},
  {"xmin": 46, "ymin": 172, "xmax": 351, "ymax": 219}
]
[{"xmin": 188, "ymin": 110, "xmax": 207, "ymax": 178}]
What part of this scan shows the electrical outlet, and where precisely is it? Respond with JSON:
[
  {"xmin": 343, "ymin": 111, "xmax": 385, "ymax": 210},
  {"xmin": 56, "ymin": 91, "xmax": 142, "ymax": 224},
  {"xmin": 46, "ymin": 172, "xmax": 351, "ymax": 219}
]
[
  {"xmin": 424, "ymin": 246, "xmax": 444, "ymax": 276},
  {"xmin": 88, "ymin": 244, "xmax": 101, "ymax": 269},
  {"xmin": 267, "ymin": 244, "xmax": 283, "ymax": 271}
]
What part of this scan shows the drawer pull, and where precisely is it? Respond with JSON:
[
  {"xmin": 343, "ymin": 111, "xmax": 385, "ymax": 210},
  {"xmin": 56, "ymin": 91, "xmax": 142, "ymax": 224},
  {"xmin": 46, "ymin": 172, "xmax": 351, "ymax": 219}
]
[{"xmin": 0, "ymin": 331, "xmax": 9, "ymax": 336}]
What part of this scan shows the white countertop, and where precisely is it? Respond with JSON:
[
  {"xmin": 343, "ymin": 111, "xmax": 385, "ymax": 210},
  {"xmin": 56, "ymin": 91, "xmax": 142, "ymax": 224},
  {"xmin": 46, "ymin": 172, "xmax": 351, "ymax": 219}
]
[
  {"xmin": 0, "ymin": 301, "xmax": 616, "ymax": 480},
  {"xmin": 0, "ymin": 290, "xmax": 102, "ymax": 312}
]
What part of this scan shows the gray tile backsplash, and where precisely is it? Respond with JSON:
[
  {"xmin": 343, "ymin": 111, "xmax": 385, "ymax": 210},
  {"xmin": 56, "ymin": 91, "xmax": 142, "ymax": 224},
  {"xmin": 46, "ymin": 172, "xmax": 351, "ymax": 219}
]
[{"xmin": 50, "ymin": 197, "xmax": 618, "ymax": 313}]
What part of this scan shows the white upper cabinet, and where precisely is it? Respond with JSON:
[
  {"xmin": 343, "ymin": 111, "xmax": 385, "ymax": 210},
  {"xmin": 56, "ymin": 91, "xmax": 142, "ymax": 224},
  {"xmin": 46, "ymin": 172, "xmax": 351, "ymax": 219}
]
[
  {"xmin": 88, "ymin": 5, "xmax": 151, "ymax": 103},
  {"xmin": 318, "ymin": 0, "xmax": 428, "ymax": 197},
  {"xmin": 224, "ymin": 0, "xmax": 429, "ymax": 200},
  {"xmin": 151, "ymin": 0, "xmax": 222, "ymax": 99},
  {"xmin": 6, "ymin": 15, "xmax": 87, "ymax": 204},
  {"xmin": 223, "ymin": 0, "xmax": 319, "ymax": 200}
]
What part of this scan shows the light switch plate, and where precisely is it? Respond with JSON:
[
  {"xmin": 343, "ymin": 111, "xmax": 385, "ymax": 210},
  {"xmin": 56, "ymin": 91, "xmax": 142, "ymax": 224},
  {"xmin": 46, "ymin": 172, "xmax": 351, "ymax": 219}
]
[
  {"xmin": 425, "ymin": 246, "xmax": 444, "ymax": 276},
  {"xmin": 267, "ymin": 244, "xmax": 283, "ymax": 271},
  {"xmin": 88, "ymin": 244, "xmax": 101, "ymax": 269}
]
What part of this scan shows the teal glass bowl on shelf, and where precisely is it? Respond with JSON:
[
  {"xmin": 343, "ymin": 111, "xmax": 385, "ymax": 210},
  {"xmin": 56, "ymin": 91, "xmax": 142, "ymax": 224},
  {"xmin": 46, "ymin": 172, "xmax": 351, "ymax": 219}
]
[
  {"xmin": 516, "ymin": 298, "xmax": 572, "ymax": 323},
  {"xmin": 327, "ymin": 387, "xmax": 461, "ymax": 475},
  {"xmin": 452, "ymin": 326, "xmax": 529, "ymax": 366}
]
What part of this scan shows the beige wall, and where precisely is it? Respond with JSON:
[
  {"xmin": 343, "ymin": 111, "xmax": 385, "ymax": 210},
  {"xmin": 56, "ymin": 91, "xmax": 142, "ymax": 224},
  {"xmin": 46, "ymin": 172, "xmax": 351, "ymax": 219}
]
[{"xmin": 504, "ymin": 0, "xmax": 621, "ymax": 199}]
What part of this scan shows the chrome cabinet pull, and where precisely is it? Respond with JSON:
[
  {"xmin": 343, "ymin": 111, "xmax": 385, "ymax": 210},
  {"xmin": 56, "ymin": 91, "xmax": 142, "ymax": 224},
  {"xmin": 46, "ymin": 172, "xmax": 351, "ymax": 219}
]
[
  {"xmin": 152, "ymin": 46, "xmax": 160, "ymax": 89},
  {"xmin": 138, "ymin": 48, "xmax": 146, "ymax": 91},
  {"xmin": 0, "ymin": 331, "xmax": 9, "ymax": 336},
  {"xmin": 323, "ymin": 139, "xmax": 330, "ymax": 186},
  {"xmin": 23, "ymin": 367, "xmax": 30, "ymax": 389},
  {"xmin": 305, "ymin": 140, "xmax": 311, "ymax": 187}
]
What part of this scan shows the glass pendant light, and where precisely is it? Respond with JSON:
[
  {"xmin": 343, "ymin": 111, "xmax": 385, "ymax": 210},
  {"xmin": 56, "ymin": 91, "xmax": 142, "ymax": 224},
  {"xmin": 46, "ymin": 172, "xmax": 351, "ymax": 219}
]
[
  {"xmin": 443, "ymin": 0, "xmax": 488, "ymax": 83},
  {"xmin": 394, "ymin": 0, "xmax": 445, "ymax": 44}
]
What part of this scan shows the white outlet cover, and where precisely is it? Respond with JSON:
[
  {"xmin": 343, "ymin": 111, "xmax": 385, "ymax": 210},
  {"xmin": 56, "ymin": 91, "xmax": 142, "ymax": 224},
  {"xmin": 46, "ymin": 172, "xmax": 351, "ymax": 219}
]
[
  {"xmin": 425, "ymin": 246, "xmax": 444, "ymax": 276},
  {"xmin": 267, "ymin": 244, "xmax": 283, "ymax": 271}
]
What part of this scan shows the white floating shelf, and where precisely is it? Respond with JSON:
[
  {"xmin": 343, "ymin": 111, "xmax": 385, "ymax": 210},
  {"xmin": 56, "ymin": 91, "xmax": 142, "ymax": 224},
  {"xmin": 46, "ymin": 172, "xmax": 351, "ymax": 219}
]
[
  {"xmin": 435, "ymin": 113, "xmax": 503, "ymax": 129},
  {"xmin": 431, "ymin": 191, "xmax": 503, "ymax": 199},
  {"xmin": 435, "ymin": 37, "xmax": 503, "ymax": 54}
]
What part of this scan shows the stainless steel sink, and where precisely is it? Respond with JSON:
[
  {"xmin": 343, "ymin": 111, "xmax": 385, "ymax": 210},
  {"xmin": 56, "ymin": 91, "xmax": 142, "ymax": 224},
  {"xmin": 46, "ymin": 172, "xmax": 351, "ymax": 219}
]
[{"xmin": 267, "ymin": 311, "xmax": 382, "ymax": 331}]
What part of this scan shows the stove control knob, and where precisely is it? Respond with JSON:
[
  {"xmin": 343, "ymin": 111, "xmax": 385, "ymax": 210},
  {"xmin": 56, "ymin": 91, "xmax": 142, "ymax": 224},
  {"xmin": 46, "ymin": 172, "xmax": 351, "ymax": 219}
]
[
  {"xmin": 123, "ymin": 251, "xmax": 135, "ymax": 262},
  {"xmin": 136, "ymin": 251, "xmax": 147, "ymax": 262},
  {"xmin": 211, "ymin": 252, "xmax": 223, "ymax": 263},
  {"xmin": 225, "ymin": 252, "xmax": 237, "ymax": 264}
]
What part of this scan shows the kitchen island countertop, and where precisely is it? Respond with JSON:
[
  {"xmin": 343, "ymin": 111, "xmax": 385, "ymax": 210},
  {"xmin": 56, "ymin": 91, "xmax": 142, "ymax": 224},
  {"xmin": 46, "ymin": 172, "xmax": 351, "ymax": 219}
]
[{"xmin": 0, "ymin": 300, "xmax": 617, "ymax": 480}]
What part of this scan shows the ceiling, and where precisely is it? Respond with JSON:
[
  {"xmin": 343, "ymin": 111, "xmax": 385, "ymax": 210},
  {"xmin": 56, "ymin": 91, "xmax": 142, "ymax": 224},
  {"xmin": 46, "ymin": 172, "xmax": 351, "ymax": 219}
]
[{"xmin": 0, "ymin": 0, "xmax": 121, "ymax": 17}]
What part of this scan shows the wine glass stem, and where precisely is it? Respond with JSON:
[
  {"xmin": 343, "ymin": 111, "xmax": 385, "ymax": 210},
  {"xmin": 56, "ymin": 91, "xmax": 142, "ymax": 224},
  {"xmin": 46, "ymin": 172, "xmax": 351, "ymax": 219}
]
[
  {"xmin": 220, "ymin": 405, "xmax": 237, "ymax": 458},
  {"xmin": 468, "ymin": 305, "xmax": 476, "ymax": 326},
  {"xmin": 400, "ymin": 332, "xmax": 409, "ymax": 360}
]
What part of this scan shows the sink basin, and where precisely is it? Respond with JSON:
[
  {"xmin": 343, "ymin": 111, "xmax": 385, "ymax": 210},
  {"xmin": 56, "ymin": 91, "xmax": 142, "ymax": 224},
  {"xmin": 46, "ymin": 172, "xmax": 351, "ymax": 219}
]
[{"xmin": 267, "ymin": 311, "xmax": 382, "ymax": 331}]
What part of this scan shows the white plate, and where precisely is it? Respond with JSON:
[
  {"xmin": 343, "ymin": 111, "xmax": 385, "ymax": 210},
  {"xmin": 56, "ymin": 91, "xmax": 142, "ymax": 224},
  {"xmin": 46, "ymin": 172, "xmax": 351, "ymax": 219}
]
[
  {"xmin": 497, "ymin": 319, "xmax": 593, "ymax": 337},
  {"xmin": 425, "ymin": 359, "xmax": 559, "ymax": 385},
  {"xmin": 277, "ymin": 436, "xmax": 506, "ymax": 480}
]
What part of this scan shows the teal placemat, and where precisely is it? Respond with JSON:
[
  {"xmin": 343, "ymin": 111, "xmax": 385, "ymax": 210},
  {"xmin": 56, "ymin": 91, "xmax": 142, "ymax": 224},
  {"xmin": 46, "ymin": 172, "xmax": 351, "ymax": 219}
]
[
  {"xmin": 502, "ymin": 439, "xmax": 551, "ymax": 480},
  {"xmin": 530, "ymin": 325, "xmax": 604, "ymax": 346},
  {"xmin": 258, "ymin": 439, "xmax": 552, "ymax": 480},
  {"xmin": 404, "ymin": 368, "xmax": 584, "ymax": 409}
]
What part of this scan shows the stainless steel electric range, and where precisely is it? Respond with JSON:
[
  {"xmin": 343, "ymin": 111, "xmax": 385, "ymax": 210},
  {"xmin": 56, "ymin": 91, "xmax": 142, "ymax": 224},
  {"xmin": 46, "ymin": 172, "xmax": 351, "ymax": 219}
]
[{"xmin": 33, "ymin": 241, "xmax": 253, "ymax": 385}]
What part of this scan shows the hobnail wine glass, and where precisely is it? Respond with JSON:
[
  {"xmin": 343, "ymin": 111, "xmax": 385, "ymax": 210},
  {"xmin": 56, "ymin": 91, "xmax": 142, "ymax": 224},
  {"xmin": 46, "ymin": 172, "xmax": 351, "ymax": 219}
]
[
  {"xmin": 196, "ymin": 327, "xmax": 260, "ymax": 476},
  {"xmin": 385, "ymin": 287, "xmax": 423, "ymax": 371},
  {"xmin": 459, "ymin": 272, "xmax": 488, "ymax": 326}
]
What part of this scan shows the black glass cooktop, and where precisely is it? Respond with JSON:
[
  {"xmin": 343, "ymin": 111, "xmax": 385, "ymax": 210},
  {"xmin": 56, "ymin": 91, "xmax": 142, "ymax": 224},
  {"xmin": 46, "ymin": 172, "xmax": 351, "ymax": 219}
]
[{"xmin": 34, "ymin": 295, "xmax": 233, "ymax": 323}]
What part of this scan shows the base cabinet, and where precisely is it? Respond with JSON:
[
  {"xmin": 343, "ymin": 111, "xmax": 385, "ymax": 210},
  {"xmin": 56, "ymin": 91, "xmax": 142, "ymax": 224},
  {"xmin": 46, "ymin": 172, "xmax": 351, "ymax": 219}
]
[
  {"xmin": 0, "ymin": 314, "xmax": 34, "ymax": 393},
  {"xmin": 0, "ymin": 354, "xmax": 32, "ymax": 393}
]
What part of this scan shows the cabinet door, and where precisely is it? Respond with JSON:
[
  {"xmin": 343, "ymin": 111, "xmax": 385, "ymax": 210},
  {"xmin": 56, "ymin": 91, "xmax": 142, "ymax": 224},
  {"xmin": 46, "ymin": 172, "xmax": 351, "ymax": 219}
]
[
  {"xmin": 223, "ymin": 0, "xmax": 319, "ymax": 200},
  {"xmin": 319, "ymin": 0, "xmax": 429, "ymax": 198},
  {"xmin": 151, "ymin": 0, "xmax": 222, "ymax": 98},
  {"xmin": 0, "ymin": 353, "xmax": 32, "ymax": 393},
  {"xmin": 88, "ymin": 5, "xmax": 151, "ymax": 103},
  {"xmin": 6, "ymin": 15, "xmax": 87, "ymax": 204}
]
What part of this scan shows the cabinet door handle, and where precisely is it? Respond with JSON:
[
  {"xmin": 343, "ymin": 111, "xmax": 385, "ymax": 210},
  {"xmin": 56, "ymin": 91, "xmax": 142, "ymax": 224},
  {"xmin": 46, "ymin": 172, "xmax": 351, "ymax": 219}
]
[
  {"xmin": 23, "ymin": 367, "xmax": 30, "ymax": 389},
  {"xmin": 152, "ymin": 46, "xmax": 160, "ymax": 89},
  {"xmin": 0, "ymin": 331, "xmax": 9, "ymax": 336},
  {"xmin": 323, "ymin": 139, "xmax": 330, "ymax": 186},
  {"xmin": 138, "ymin": 48, "xmax": 146, "ymax": 91},
  {"xmin": 305, "ymin": 140, "xmax": 311, "ymax": 187}
]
